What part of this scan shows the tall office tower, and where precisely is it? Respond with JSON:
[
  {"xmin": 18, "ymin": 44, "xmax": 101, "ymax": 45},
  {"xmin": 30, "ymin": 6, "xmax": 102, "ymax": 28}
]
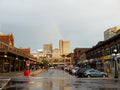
[
  {"xmin": 104, "ymin": 26, "xmax": 120, "ymax": 40},
  {"xmin": 0, "ymin": 32, "xmax": 14, "ymax": 46},
  {"xmin": 43, "ymin": 43, "xmax": 52, "ymax": 58},
  {"xmin": 59, "ymin": 40, "xmax": 70, "ymax": 55}
]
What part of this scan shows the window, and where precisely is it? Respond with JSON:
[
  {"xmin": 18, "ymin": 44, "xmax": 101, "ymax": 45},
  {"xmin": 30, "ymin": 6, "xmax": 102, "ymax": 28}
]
[
  {"xmin": 117, "ymin": 43, "xmax": 120, "ymax": 53},
  {"xmin": 110, "ymin": 45, "xmax": 116, "ymax": 54}
]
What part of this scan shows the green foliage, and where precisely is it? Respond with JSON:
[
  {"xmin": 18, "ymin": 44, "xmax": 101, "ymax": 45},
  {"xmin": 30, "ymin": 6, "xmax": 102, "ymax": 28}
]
[
  {"xmin": 25, "ymin": 65, "xmax": 29, "ymax": 70},
  {"xmin": 42, "ymin": 60, "xmax": 49, "ymax": 65}
]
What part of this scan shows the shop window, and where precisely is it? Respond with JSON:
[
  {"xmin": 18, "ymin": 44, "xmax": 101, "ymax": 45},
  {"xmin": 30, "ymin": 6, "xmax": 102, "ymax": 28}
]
[
  {"xmin": 110, "ymin": 45, "xmax": 116, "ymax": 54},
  {"xmin": 105, "ymin": 48, "xmax": 110, "ymax": 55},
  {"xmin": 117, "ymin": 43, "xmax": 120, "ymax": 53}
]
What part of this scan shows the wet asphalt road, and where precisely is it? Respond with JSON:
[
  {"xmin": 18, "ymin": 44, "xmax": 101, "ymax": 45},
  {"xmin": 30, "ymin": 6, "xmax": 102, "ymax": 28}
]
[{"xmin": 3, "ymin": 69, "xmax": 120, "ymax": 90}]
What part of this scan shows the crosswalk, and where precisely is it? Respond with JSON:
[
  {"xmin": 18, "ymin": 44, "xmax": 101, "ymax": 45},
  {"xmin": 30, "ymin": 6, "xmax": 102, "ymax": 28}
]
[{"xmin": 0, "ymin": 78, "xmax": 11, "ymax": 90}]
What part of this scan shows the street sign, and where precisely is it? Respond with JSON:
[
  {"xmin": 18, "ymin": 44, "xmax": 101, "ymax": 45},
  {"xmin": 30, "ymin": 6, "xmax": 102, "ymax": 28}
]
[{"xmin": 26, "ymin": 60, "xmax": 30, "ymax": 66}]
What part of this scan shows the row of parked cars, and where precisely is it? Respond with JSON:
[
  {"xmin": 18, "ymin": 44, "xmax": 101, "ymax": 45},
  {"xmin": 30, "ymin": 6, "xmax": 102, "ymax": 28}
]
[{"xmin": 64, "ymin": 66, "xmax": 108, "ymax": 78}]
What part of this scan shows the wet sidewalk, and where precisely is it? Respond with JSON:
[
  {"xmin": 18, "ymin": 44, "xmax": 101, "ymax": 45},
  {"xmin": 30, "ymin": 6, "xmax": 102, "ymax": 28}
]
[
  {"xmin": 0, "ymin": 69, "xmax": 45, "ymax": 89},
  {"xmin": 0, "ymin": 71, "xmax": 23, "ymax": 78},
  {"xmin": 108, "ymin": 72, "xmax": 120, "ymax": 79},
  {"xmin": 30, "ymin": 69, "xmax": 45, "ymax": 76},
  {"xmin": 0, "ymin": 69, "xmax": 45, "ymax": 78}
]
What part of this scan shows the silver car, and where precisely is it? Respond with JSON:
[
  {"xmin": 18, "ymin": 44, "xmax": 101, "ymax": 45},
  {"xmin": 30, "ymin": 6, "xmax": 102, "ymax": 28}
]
[{"xmin": 84, "ymin": 69, "xmax": 108, "ymax": 78}]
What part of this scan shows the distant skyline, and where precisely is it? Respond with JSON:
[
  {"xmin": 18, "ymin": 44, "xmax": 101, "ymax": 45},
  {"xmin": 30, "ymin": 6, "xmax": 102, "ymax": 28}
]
[{"xmin": 0, "ymin": 0, "xmax": 120, "ymax": 52}]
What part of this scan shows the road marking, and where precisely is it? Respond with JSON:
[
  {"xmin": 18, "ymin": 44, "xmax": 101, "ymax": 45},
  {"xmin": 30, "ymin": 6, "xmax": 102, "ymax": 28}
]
[{"xmin": 0, "ymin": 78, "xmax": 11, "ymax": 90}]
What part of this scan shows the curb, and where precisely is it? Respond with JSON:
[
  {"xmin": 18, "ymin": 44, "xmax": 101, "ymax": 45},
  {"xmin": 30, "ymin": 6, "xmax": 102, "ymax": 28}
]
[{"xmin": 30, "ymin": 69, "xmax": 45, "ymax": 76}]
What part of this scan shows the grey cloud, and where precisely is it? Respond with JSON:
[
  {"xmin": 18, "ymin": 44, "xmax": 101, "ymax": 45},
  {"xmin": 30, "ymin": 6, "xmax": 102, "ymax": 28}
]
[{"xmin": 0, "ymin": 0, "xmax": 120, "ymax": 51}]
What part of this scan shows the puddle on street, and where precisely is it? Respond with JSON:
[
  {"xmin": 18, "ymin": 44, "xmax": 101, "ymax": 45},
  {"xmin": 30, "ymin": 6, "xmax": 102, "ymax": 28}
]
[
  {"xmin": 3, "ymin": 76, "xmax": 120, "ymax": 90},
  {"xmin": 2, "ymin": 69, "xmax": 120, "ymax": 90},
  {"xmin": 3, "ymin": 76, "xmax": 72, "ymax": 90}
]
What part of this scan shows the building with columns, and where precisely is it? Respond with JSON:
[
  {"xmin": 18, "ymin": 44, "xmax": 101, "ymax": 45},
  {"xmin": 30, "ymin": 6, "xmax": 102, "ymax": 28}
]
[
  {"xmin": 0, "ymin": 32, "xmax": 39, "ymax": 73},
  {"xmin": 86, "ymin": 32, "xmax": 120, "ymax": 73}
]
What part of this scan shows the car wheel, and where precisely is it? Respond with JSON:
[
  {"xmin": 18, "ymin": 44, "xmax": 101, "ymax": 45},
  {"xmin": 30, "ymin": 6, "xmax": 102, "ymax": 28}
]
[
  {"xmin": 87, "ymin": 75, "xmax": 91, "ymax": 78},
  {"xmin": 102, "ymin": 74, "xmax": 106, "ymax": 78}
]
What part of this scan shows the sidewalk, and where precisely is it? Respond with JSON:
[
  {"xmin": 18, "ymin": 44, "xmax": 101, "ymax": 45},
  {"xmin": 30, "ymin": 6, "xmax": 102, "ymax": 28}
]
[
  {"xmin": 108, "ymin": 72, "xmax": 120, "ymax": 79},
  {"xmin": 30, "ymin": 69, "xmax": 45, "ymax": 76},
  {"xmin": 0, "ymin": 69, "xmax": 45, "ymax": 78},
  {"xmin": 0, "ymin": 69, "xmax": 45, "ymax": 90},
  {"xmin": 0, "ymin": 71, "xmax": 23, "ymax": 78}
]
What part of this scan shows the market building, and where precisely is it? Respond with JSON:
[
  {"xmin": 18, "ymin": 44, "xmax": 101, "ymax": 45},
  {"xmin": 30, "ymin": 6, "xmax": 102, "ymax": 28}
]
[
  {"xmin": 0, "ymin": 32, "xmax": 39, "ymax": 73},
  {"xmin": 86, "ymin": 32, "xmax": 120, "ymax": 74}
]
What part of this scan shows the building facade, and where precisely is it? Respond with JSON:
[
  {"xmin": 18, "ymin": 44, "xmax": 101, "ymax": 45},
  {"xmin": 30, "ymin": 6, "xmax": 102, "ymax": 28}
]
[
  {"xmin": 73, "ymin": 48, "xmax": 91, "ymax": 65},
  {"xmin": 59, "ymin": 40, "xmax": 70, "ymax": 55},
  {"xmin": 104, "ymin": 26, "xmax": 120, "ymax": 40},
  {"xmin": 38, "ymin": 40, "xmax": 72, "ymax": 68},
  {"xmin": 43, "ymin": 43, "xmax": 52, "ymax": 53},
  {"xmin": 52, "ymin": 48, "xmax": 61, "ymax": 58},
  {"xmin": 86, "ymin": 33, "xmax": 120, "ymax": 74},
  {"xmin": 31, "ymin": 50, "xmax": 46, "ymax": 62},
  {"xmin": 18, "ymin": 48, "xmax": 31, "ymax": 55},
  {"xmin": 0, "ymin": 32, "xmax": 14, "ymax": 46},
  {"xmin": 43, "ymin": 43, "xmax": 52, "ymax": 58},
  {"xmin": 0, "ymin": 32, "xmax": 39, "ymax": 73}
]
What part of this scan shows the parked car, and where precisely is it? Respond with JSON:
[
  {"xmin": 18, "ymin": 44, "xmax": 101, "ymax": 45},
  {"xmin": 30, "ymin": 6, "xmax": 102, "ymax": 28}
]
[
  {"xmin": 83, "ymin": 69, "xmax": 108, "ymax": 78},
  {"xmin": 49, "ymin": 66, "xmax": 54, "ymax": 69},
  {"xmin": 69, "ymin": 67, "xmax": 74, "ymax": 74},
  {"xmin": 76, "ymin": 68, "xmax": 89, "ymax": 77},
  {"xmin": 71, "ymin": 67, "xmax": 79, "ymax": 75},
  {"xmin": 64, "ymin": 66, "xmax": 69, "ymax": 72}
]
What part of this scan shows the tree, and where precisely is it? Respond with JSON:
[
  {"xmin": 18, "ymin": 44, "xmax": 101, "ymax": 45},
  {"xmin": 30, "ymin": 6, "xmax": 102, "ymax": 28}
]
[
  {"xmin": 42, "ymin": 60, "xmax": 49, "ymax": 65},
  {"xmin": 42, "ymin": 60, "xmax": 49, "ymax": 69}
]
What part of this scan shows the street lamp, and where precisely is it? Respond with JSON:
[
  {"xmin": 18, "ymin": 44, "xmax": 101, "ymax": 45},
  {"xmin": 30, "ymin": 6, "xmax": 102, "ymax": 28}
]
[{"xmin": 112, "ymin": 49, "xmax": 119, "ymax": 78}]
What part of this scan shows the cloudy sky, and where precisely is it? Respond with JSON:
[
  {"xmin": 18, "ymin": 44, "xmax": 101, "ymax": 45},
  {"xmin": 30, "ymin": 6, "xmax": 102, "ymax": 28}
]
[{"xmin": 0, "ymin": 0, "xmax": 120, "ymax": 52}]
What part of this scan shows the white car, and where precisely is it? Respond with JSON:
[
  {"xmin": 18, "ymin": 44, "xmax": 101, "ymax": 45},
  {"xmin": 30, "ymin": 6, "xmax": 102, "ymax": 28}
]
[{"xmin": 71, "ymin": 67, "xmax": 79, "ymax": 75}]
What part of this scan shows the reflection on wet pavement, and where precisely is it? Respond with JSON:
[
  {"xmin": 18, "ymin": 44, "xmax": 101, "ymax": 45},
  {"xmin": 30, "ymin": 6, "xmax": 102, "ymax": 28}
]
[
  {"xmin": 3, "ymin": 69, "xmax": 120, "ymax": 90},
  {"xmin": 4, "ymin": 77, "xmax": 72, "ymax": 90}
]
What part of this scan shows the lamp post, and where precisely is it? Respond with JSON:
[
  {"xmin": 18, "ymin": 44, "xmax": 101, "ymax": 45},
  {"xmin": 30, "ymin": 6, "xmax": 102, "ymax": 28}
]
[{"xmin": 112, "ymin": 49, "xmax": 119, "ymax": 78}]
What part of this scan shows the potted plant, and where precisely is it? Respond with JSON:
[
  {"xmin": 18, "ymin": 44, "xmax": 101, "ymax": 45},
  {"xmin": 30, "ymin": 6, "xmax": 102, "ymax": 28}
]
[{"xmin": 24, "ymin": 65, "xmax": 30, "ymax": 76}]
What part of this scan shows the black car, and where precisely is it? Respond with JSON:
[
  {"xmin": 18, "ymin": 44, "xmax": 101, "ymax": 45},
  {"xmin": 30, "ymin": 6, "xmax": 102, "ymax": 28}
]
[{"xmin": 76, "ymin": 68, "xmax": 88, "ymax": 77}]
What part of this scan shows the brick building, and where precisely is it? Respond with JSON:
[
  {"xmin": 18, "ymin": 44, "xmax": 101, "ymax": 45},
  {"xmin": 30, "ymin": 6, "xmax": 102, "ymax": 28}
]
[
  {"xmin": 18, "ymin": 47, "xmax": 30, "ymax": 55},
  {"xmin": 0, "ymin": 32, "xmax": 14, "ymax": 46},
  {"xmin": 73, "ymin": 48, "xmax": 91, "ymax": 65}
]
